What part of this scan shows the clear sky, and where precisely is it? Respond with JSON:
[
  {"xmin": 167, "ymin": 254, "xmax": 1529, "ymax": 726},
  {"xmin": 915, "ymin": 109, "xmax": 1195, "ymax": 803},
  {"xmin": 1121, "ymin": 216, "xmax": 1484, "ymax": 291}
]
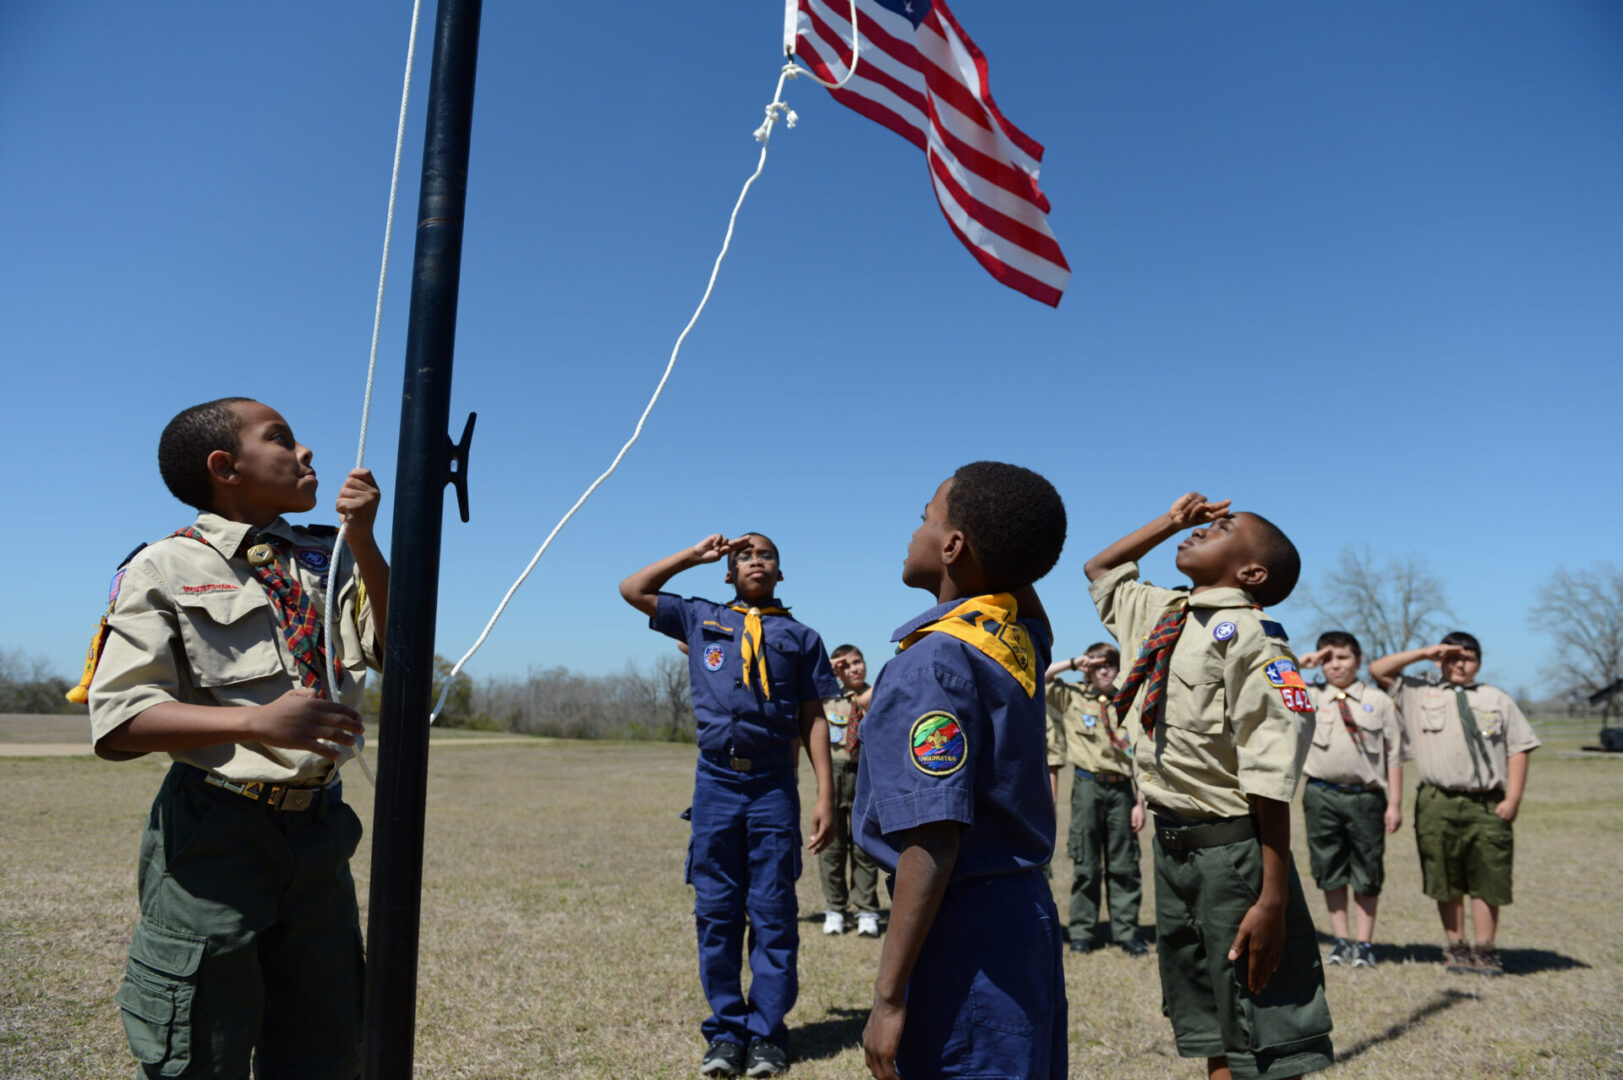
[{"xmin": 4, "ymin": 1, "xmax": 1619, "ymax": 699}]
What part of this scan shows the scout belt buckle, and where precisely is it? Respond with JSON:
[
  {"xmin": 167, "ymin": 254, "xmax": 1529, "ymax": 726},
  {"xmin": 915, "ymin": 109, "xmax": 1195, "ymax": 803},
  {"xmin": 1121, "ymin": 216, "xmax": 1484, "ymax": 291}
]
[
  {"xmin": 729, "ymin": 756, "xmax": 753, "ymax": 772},
  {"xmin": 203, "ymin": 772, "xmax": 318, "ymax": 811}
]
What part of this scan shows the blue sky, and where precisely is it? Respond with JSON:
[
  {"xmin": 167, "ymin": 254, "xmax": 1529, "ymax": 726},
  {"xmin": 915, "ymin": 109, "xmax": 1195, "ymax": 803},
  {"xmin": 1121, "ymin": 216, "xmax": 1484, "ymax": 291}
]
[{"xmin": 4, "ymin": 1, "xmax": 1619, "ymax": 699}]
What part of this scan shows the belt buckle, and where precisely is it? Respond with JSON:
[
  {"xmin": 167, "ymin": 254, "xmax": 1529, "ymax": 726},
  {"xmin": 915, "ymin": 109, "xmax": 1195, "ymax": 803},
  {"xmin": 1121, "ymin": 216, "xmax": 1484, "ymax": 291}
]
[
  {"xmin": 729, "ymin": 756, "xmax": 753, "ymax": 773},
  {"xmin": 1156, "ymin": 828, "xmax": 1183, "ymax": 853},
  {"xmin": 276, "ymin": 788, "xmax": 315, "ymax": 812}
]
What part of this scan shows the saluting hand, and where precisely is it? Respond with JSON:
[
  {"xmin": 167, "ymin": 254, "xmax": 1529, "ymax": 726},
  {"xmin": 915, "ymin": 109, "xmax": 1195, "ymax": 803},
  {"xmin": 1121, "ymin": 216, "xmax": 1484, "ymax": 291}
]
[
  {"xmin": 249, "ymin": 688, "xmax": 364, "ymax": 760},
  {"xmin": 690, "ymin": 534, "xmax": 749, "ymax": 564},
  {"xmin": 1296, "ymin": 647, "xmax": 1330, "ymax": 669},
  {"xmin": 335, "ymin": 468, "xmax": 382, "ymax": 542},
  {"xmin": 1168, "ymin": 492, "xmax": 1233, "ymax": 528},
  {"xmin": 1228, "ymin": 900, "xmax": 1285, "ymax": 994},
  {"xmin": 1420, "ymin": 643, "xmax": 1473, "ymax": 664}
]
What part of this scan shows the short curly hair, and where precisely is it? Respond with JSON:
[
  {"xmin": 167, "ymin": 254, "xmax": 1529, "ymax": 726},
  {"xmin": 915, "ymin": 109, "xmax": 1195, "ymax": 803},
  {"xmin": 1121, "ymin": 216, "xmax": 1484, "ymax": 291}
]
[
  {"xmin": 1242, "ymin": 512, "xmax": 1301, "ymax": 608},
  {"xmin": 158, "ymin": 397, "xmax": 254, "ymax": 511},
  {"xmin": 944, "ymin": 462, "xmax": 1066, "ymax": 591}
]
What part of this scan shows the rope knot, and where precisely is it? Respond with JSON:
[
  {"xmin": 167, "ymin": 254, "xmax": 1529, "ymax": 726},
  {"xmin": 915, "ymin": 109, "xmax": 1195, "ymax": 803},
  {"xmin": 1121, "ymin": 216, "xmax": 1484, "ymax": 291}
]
[{"xmin": 753, "ymin": 100, "xmax": 798, "ymax": 143}]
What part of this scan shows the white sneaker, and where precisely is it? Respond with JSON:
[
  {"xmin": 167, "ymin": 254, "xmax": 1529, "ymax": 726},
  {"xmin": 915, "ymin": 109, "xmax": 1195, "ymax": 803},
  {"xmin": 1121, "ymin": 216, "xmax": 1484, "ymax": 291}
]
[
  {"xmin": 856, "ymin": 912, "xmax": 881, "ymax": 937},
  {"xmin": 822, "ymin": 910, "xmax": 845, "ymax": 935}
]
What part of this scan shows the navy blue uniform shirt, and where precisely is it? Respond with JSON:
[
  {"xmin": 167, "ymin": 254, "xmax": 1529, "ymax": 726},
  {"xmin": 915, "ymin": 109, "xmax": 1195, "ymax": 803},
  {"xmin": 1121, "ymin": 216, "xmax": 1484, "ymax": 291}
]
[
  {"xmin": 853, "ymin": 599, "xmax": 1056, "ymax": 880},
  {"xmin": 653, "ymin": 594, "xmax": 840, "ymax": 755}
]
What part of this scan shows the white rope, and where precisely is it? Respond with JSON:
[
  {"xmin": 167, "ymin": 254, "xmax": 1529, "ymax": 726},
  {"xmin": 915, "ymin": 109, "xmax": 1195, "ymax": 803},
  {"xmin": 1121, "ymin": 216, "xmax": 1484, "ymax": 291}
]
[
  {"xmin": 429, "ymin": 62, "xmax": 808, "ymax": 724},
  {"xmin": 783, "ymin": 0, "xmax": 861, "ymax": 91},
  {"xmin": 324, "ymin": 0, "xmax": 424, "ymax": 783}
]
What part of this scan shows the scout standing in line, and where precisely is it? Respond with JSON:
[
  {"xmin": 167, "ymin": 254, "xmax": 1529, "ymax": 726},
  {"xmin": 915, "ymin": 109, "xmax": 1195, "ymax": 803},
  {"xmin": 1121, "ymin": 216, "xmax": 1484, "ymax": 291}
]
[
  {"xmin": 80, "ymin": 398, "xmax": 386, "ymax": 1079},
  {"xmin": 1086, "ymin": 493, "xmax": 1333, "ymax": 1080},
  {"xmin": 854, "ymin": 462, "xmax": 1068, "ymax": 1080},
  {"xmin": 1044, "ymin": 642, "xmax": 1148, "ymax": 956},
  {"xmin": 1370, "ymin": 633, "xmax": 1538, "ymax": 977},
  {"xmin": 620, "ymin": 533, "xmax": 839, "ymax": 1078},
  {"xmin": 1296, "ymin": 631, "xmax": 1404, "ymax": 969},
  {"xmin": 820, "ymin": 645, "xmax": 883, "ymax": 937}
]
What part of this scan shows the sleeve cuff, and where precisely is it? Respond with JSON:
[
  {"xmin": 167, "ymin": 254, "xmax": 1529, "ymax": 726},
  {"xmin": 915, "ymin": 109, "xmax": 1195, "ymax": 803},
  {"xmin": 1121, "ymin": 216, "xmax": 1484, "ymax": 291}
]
[{"xmin": 872, "ymin": 786, "xmax": 974, "ymax": 836}]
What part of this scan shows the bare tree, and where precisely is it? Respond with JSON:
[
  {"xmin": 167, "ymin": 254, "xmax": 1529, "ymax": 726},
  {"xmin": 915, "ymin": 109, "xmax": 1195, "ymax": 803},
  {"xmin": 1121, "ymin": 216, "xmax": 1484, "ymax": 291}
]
[
  {"xmin": 1527, "ymin": 563, "xmax": 1623, "ymax": 720},
  {"xmin": 1301, "ymin": 546, "xmax": 1451, "ymax": 660}
]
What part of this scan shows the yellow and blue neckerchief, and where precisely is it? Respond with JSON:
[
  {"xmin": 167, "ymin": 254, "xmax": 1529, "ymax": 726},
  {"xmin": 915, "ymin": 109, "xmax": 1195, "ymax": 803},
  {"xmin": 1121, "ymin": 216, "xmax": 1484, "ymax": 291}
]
[
  {"xmin": 729, "ymin": 603, "xmax": 789, "ymax": 698},
  {"xmin": 897, "ymin": 593, "xmax": 1037, "ymax": 697}
]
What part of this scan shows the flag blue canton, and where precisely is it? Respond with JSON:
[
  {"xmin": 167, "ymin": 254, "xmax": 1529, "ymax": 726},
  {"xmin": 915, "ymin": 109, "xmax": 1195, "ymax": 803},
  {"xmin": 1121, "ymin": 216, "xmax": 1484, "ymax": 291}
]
[{"xmin": 874, "ymin": 0, "xmax": 929, "ymax": 29}]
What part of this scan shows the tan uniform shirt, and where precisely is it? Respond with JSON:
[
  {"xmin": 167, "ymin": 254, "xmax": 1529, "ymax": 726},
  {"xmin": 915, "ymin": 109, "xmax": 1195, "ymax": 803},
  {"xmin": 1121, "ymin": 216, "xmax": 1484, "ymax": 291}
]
[
  {"xmin": 1090, "ymin": 562, "xmax": 1315, "ymax": 819},
  {"xmin": 1389, "ymin": 673, "xmax": 1539, "ymax": 792},
  {"xmin": 89, "ymin": 512, "xmax": 380, "ymax": 785},
  {"xmin": 1303, "ymin": 679, "xmax": 1402, "ymax": 790},
  {"xmin": 1045, "ymin": 679, "xmax": 1133, "ymax": 778},
  {"xmin": 825, "ymin": 689, "xmax": 864, "ymax": 764}
]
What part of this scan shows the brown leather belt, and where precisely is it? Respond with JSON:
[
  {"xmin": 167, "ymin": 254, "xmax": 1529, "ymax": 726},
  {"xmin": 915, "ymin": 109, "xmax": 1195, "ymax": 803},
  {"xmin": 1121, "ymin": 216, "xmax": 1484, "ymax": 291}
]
[{"xmin": 1074, "ymin": 766, "xmax": 1130, "ymax": 785}]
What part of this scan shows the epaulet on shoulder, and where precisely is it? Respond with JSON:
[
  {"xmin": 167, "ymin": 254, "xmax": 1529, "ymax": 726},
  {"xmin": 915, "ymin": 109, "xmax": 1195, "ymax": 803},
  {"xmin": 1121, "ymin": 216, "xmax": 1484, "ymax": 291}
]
[
  {"xmin": 303, "ymin": 524, "xmax": 340, "ymax": 538},
  {"xmin": 117, "ymin": 541, "xmax": 150, "ymax": 568},
  {"xmin": 1259, "ymin": 618, "xmax": 1288, "ymax": 641}
]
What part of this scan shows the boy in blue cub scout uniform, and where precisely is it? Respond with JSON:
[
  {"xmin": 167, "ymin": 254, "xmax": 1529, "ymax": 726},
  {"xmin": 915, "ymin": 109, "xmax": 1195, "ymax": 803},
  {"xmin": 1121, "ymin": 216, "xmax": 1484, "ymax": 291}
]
[
  {"xmin": 620, "ymin": 532, "xmax": 839, "ymax": 1078},
  {"xmin": 82, "ymin": 398, "xmax": 387, "ymax": 1080},
  {"xmin": 853, "ymin": 462, "xmax": 1069, "ymax": 1080}
]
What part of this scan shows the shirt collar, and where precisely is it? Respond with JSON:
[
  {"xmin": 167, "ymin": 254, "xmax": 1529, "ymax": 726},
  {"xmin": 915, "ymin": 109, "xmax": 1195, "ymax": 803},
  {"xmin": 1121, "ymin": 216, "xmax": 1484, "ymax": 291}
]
[
  {"xmin": 190, "ymin": 512, "xmax": 300, "ymax": 559},
  {"xmin": 1328, "ymin": 679, "xmax": 1366, "ymax": 701},
  {"xmin": 727, "ymin": 596, "xmax": 791, "ymax": 612},
  {"xmin": 891, "ymin": 598, "xmax": 961, "ymax": 643},
  {"xmin": 1188, "ymin": 586, "xmax": 1257, "ymax": 609}
]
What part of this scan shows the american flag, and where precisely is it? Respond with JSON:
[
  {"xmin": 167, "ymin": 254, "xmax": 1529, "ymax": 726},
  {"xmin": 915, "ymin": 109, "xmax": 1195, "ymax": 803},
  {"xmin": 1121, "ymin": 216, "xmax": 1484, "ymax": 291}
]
[{"xmin": 794, "ymin": 0, "xmax": 1070, "ymax": 306}]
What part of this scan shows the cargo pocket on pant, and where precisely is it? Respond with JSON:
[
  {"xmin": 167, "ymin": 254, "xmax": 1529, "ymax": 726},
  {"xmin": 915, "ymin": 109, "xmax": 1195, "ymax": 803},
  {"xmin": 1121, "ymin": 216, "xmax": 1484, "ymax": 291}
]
[
  {"xmin": 115, "ymin": 923, "xmax": 206, "ymax": 1077},
  {"xmin": 1233, "ymin": 956, "xmax": 1331, "ymax": 1056}
]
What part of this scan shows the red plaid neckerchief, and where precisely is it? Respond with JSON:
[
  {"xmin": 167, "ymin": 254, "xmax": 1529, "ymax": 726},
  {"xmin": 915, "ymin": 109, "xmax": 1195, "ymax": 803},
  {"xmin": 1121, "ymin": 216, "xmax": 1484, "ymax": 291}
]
[
  {"xmin": 1112, "ymin": 603, "xmax": 1188, "ymax": 736},
  {"xmin": 1096, "ymin": 692, "xmax": 1131, "ymax": 752},
  {"xmin": 846, "ymin": 690, "xmax": 867, "ymax": 752},
  {"xmin": 174, "ymin": 527, "xmax": 341, "ymax": 697},
  {"xmin": 1335, "ymin": 692, "xmax": 1364, "ymax": 746}
]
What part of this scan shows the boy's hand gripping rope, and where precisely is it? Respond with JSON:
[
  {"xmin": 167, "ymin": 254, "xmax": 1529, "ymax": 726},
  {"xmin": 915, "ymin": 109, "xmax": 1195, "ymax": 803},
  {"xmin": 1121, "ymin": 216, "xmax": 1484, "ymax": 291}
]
[{"xmin": 427, "ymin": 1, "xmax": 861, "ymax": 723}]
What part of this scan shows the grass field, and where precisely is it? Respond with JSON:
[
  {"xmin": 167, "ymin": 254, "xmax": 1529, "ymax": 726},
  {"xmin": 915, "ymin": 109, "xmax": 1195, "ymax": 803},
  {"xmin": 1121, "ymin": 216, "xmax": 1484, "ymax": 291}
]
[{"xmin": 2, "ymin": 719, "xmax": 1620, "ymax": 1079}]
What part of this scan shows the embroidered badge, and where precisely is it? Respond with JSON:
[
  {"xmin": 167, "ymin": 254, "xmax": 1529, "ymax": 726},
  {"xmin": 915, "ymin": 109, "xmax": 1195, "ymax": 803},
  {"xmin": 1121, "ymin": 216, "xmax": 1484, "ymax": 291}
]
[
  {"xmin": 1260, "ymin": 619, "xmax": 1289, "ymax": 641},
  {"xmin": 1212, "ymin": 621, "xmax": 1237, "ymax": 642},
  {"xmin": 909, "ymin": 712, "xmax": 967, "ymax": 777},
  {"xmin": 1363, "ymin": 703, "xmax": 1375, "ymax": 712},
  {"xmin": 181, "ymin": 583, "xmax": 242, "ymax": 594},
  {"xmin": 108, "ymin": 568, "xmax": 127, "ymax": 603},
  {"xmin": 295, "ymin": 548, "xmax": 331, "ymax": 572},
  {"xmin": 1084, "ymin": 715, "xmax": 1097, "ymax": 729},
  {"xmin": 702, "ymin": 643, "xmax": 726, "ymax": 671},
  {"xmin": 1265, "ymin": 657, "xmax": 1313, "ymax": 712}
]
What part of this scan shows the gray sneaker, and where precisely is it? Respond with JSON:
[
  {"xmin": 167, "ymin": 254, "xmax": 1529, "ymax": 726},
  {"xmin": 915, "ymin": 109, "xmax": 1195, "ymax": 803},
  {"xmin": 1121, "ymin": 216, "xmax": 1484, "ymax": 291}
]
[
  {"xmin": 1326, "ymin": 938, "xmax": 1352, "ymax": 965},
  {"xmin": 1352, "ymin": 942, "xmax": 1377, "ymax": 969},
  {"xmin": 701, "ymin": 1039, "xmax": 746, "ymax": 1077},
  {"xmin": 745, "ymin": 1039, "xmax": 789, "ymax": 1077}
]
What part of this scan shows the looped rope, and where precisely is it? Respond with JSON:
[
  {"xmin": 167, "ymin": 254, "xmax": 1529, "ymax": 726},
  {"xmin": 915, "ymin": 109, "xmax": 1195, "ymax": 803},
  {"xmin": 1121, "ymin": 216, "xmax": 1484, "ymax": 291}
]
[{"xmin": 785, "ymin": 0, "xmax": 862, "ymax": 91}]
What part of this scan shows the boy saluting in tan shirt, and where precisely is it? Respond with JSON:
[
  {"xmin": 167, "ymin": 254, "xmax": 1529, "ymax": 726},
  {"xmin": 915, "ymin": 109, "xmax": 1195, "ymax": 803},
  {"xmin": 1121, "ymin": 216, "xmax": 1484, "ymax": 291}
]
[{"xmin": 1085, "ymin": 492, "xmax": 1332, "ymax": 1080}]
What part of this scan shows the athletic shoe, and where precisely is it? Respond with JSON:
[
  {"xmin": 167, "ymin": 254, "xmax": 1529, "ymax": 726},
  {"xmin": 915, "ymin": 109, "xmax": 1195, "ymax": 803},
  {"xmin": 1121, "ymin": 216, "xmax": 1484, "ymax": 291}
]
[
  {"xmin": 701, "ymin": 1038, "xmax": 746, "ymax": 1077},
  {"xmin": 1444, "ymin": 941, "xmax": 1476, "ymax": 974},
  {"xmin": 1352, "ymin": 942, "xmax": 1377, "ymax": 969},
  {"xmin": 1326, "ymin": 938, "xmax": 1352, "ymax": 965},
  {"xmin": 1473, "ymin": 943, "xmax": 1504, "ymax": 977},
  {"xmin": 822, "ymin": 910, "xmax": 845, "ymax": 935},
  {"xmin": 745, "ymin": 1039, "xmax": 789, "ymax": 1077},
  {"xmin": 1068, "ymin": 937, "xmax": 1096, "ymax": 954},
  {"xmin": 1116, "ymin": 937, "xmax": 1149, "ymax": 957},
  {"xmin": 855, "ymin": 912, "xmax": 881, "ymax": 937}
]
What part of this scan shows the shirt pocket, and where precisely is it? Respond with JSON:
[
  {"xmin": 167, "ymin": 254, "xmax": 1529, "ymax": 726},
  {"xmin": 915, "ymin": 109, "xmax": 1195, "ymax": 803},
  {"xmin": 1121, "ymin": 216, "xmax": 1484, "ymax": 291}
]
[
  {"xmin": 1166, "ymin": 652, "xmax": 1226, "ymax": 736},
  {"xmin": 765, "ymin": 641, "xmax": 801, "ymax": 704},
  {"xmin": 173, "ymin": 589, "xmax": 283, "ymax": 686},
  {"xmin": 1310, "ymin": 715, "xmax": 1334, "ymax": 749},
  {"xmin": 1417, "ymin": 691, "xmax": 1452, "ymax": 733},
  {"xmin": 1474, "ymin": 708, "xmax": 1505, "ymax": 740}
]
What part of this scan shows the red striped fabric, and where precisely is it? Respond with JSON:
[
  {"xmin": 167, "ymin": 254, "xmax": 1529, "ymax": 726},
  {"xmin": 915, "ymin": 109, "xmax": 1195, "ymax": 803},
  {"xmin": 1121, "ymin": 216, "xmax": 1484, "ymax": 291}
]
[{"xmin": 795, "ymin": 0, "xmax": 1070, "ymax": 306}]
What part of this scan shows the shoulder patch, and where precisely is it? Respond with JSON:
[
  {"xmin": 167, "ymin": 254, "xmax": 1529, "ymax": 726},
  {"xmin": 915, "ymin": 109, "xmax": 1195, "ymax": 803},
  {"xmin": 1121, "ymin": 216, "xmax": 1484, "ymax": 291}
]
[
  {"xmin": 1264, "ymin": 657, "xmax": 1306, "ymax": 689},
  {"xmin": 1212, "ymin": 621, "xmax": 1237, "ymax": 642},
  {"xmin": 909, "ymin": 711, "xmax": 968, "ymax": 777},
  {"xmin": 303, "ymin": 524, "xmax": 339, "ymax": 537},
  {"xmin": 118, "ymin": 542, "xmax": 149, "ymax": 568},
  {"xmin": 1260, "ymin": 619, "xmax": 1288, "ymax": 641}
]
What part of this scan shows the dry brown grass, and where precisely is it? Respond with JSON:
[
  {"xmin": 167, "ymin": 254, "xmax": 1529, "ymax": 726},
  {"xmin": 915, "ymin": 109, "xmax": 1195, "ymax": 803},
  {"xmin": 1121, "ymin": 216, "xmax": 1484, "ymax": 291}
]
[{"xmin": 1, "ymin": 725, "xmax": 1620, "ymax": 1078}]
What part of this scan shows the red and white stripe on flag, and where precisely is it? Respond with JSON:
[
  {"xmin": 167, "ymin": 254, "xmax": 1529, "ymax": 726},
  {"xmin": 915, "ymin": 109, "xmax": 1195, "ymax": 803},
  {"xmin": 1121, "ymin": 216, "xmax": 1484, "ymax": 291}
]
[{"xmin": 795, "ymin": 0, "xmax": 1071, "ymax": 306}]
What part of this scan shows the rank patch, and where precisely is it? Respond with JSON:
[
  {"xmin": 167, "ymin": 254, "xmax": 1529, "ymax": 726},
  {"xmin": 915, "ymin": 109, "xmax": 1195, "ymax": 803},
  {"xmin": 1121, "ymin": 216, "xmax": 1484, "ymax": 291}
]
[
  {"xmin": 295, "ymin": 548, "xmax": 331, "ymax": 572},
  {"xmin": 909, "ymin": 711, "xmax": 967, "ymax": 777},
  {"xmin": 702, "ymin": 643, "xmax": 726, "ymax": 672},
  {"xmin": 1212, "ymin": 621, "xmax": 1237, "ymax": 642},
  {"xmin": 1084, "ymin": 715, "xmax": 1097, "ymax": 729}
]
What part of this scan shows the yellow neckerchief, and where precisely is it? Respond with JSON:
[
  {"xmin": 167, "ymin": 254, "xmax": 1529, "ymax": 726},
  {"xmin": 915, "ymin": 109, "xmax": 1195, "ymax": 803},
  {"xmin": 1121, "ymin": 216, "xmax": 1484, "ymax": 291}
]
[
  {"xmin": 729, "ymin": 603, "xmax": 789, "ymax": 698},
  {"xmin": 897, "ymin": 593, "xmax": 1037, "ymax": 697}
]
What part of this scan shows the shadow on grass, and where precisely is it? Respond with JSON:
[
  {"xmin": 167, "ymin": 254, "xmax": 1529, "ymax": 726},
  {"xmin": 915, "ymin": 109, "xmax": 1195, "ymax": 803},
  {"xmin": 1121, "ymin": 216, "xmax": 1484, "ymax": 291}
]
[
  {"xmin": 1311, "ymin": 932, "xmax": 1589, "ymax": 974},
  {"xmin": 792, "ymin": 1007, "xmax": 869, "ymax": 1062},
  {"xmin": 1335, "ymin": 988, "xmax": 1478, "ymax": 1066}
]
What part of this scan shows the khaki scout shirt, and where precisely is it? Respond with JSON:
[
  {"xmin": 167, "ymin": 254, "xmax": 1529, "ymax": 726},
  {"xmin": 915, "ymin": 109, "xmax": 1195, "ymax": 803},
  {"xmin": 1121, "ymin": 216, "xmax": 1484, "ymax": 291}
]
[
  {"xmin": 825, "ymin": 688, "xmax": 864, "ymax": 764},
  {"xmin": 1304, "ymin": 679, "xmax": 1402, "ymax": 791},
  {"xmin": 89, "ymin": 512, "xmax": 380, "ymax": 785},
  {"xmin": 1090, "ymin": 562, "xmax": 1314, "ymax": 819},
  {"xmin": 1389, "ymin": 673, "xmax": 1539, "ymax": 793},
  {"xmin": 1045, "ymin": 679, "xmax": 1132, "ymax": 779}
]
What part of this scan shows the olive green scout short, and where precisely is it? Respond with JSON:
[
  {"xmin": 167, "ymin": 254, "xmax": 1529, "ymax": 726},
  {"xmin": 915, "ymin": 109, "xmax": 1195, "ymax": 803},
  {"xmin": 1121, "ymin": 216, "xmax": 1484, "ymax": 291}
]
[
  {"xmin": 1154, "ymin": 820, "xmax": 1334, "ymax": 1080},
  {"xmin": 1302, "ymin": 781, "xmax": 1387, "ymax": 896},
  {"xmin": 118, "ymin": 765, "xmax": 365, "ymax": 1080},
  {"xmin": 1414, "ymin": 783, "xmax": 1515, "ymax": 906}
]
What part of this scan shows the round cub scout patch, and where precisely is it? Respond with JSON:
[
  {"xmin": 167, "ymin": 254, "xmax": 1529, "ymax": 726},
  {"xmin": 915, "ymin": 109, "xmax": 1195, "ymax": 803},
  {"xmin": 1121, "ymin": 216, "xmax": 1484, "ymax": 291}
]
[
  {"xmin": 1363, "ymin": 703, "xmax": 1375, "ymax": 712},
  {"xmin": 702, "ymin": 643, "xmax": 726, "ymax": 672},
  {"xmin": 1083, "ymin": 715, "xmax": 1096, "ymax": 729},
  {"xmin": 909, "ymin": 712, "xmax": 967, "ymax": 777},
  {"xmin": 295, "ymin": 548, "xmax": 331, "ymax": 572},
  {"xmin": 1212, "ymin": 621, "xmax": 1237, "ymax": 642}
]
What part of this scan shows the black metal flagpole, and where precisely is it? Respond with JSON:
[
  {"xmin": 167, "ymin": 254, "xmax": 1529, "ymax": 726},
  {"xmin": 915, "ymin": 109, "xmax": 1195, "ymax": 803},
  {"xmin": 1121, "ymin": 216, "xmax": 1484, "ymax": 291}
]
[{"xmin": 362, "ymin": 0, "xmax": 483, "ymax": 1076}]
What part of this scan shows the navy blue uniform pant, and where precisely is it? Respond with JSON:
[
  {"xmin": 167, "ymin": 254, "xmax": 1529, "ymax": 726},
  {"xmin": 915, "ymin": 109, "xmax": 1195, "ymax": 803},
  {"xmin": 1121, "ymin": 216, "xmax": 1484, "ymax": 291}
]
[
  {"xmin": 687, "ymin": 753, "xmax": 802, "ymax": 1048},
  {"xmin": 899, "ymin": 869, "xmax": 1068, "ymax": 1079}
]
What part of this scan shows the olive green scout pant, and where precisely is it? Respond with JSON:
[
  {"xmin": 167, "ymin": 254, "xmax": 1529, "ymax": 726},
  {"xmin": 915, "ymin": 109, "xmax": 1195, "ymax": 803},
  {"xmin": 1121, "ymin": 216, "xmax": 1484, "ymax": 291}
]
[
  {"xmin": 117, "ymin": 765, "xmax": 365, "ymax": 1079},
  {"xmin": 1154, "ymin": 824, "xmax": 1334, "ymax": 1080},
  {"xmin": 1302, "ymin": 781, "xmax": 1387, "ymax": 896},
  {"xmin": 1067, "ymin": 769, "xmax": 1142, "ymax": 944},
  {"xmin": 819, "ymin": 757, "xmax": 880, "ymax": 913},
  {"xmin": 1414, "ymin": 783, "xmax": 1514, "ymax": 906}
]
